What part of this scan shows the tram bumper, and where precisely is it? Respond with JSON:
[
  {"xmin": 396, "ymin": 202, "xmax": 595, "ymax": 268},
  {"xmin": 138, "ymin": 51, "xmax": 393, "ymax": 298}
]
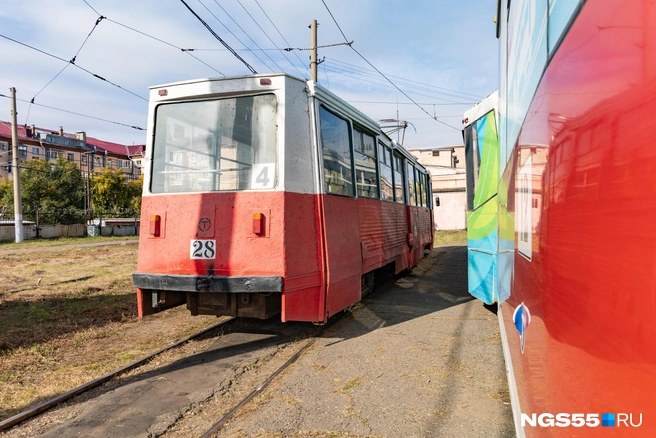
[{"xmin": 133, "ymin": 273, "xmax": 283, "ymax": 319}]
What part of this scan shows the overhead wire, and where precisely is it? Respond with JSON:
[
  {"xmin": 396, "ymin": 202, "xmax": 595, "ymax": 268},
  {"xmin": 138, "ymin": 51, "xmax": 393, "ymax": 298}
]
[
  {"xmin": 209, "ymin": 0, "xmax": 292, "ymax": 74},
  {"xmin": 234, "ymin": 0, "xmax": 305, "ymax": 77},
  {"xmin": 0, "ymin": 34, "xmax": 147, "ymax": 102},
  {"xmin": 26, "ymin": 15, "xmax": 107, "ymax": 125},
  {"xmin": 82, "ymin": 0, "xmax": 100, "ymax": 15},
  {"xmin": 252, "ymin": 0, "xmax": 310, "ymax": 77},
  {"xmin": 319, "ymin": 0, "xmax": 461, "ymax": 131},
  {"xmin": 327, "ymin": 57, "xmax": 484, "ymax": 100},
  {"xmin": 324, "ymin": 64, "xmax": 465, "ymax": 103},
  {"xmin": 325, "ymin": 59, "xmax": 478, "ymax": 102},
  {"xmin": 0, "ymin": 92, "xmax": 144, "ymax": 130},
  {"xmin": 347, "ymin": 101, "xmax": 475, "ymax": 105},
  {"xmin": 323, "ymin": 65, "xmax": 469, "ymax": 104},
  {"xmin": 195, "ymin": 0, "xmax": 276, "ymax": 72},
  {"xmin": 82, "ymin": 0, "xmax": 224, "ymax": 75},
  {"xmin": 178, "ymin": 0, "xmax": 258, "ymax": 74},
  {"xmin": 323, "ymin": 60, "xmax": 330, "ymax": 89},
  {"xmin": 106, "ymin": 18, "xmax": 225, "ymax": 76}
]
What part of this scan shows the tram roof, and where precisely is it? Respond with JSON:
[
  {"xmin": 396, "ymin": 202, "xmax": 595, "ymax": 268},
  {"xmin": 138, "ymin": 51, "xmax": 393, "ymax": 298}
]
[
  {"xmin": 148, "ymin": 73, "xmax": 427, "ymax": 173},
  {"xmin": 463, "ymin": 90, "xmax": 498, "ymax": 129}
]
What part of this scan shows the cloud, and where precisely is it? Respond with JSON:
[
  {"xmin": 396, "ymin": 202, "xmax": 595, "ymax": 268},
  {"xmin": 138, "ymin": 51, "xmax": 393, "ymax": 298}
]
[{"xmin": 1, "ymin": 0, "xmax": 497, "ymax": 147}]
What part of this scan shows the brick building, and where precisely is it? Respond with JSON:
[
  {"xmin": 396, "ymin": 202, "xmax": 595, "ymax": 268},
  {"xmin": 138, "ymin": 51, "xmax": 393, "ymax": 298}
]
[{"xmin": 0, "ymin": 122, "xmax": 145, "ymax": 181}]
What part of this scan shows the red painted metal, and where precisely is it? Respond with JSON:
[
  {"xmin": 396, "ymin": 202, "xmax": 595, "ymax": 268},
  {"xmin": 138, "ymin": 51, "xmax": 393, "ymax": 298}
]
[
  {"xmin": 136, "ymin": 188, "xmax": 433, "ymax": 322},
  {"xmin": 501, "ymin": 0, "xmax": 656, "ymax": 435}
]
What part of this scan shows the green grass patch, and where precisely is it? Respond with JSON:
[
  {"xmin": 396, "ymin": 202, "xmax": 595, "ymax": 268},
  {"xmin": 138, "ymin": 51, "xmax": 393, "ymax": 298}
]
[
  {"xmin": 0, "ymin": 235, "xmax": 139, "ymax": 250},
  {"xmin": 433, "ymin": 230, "xmax": 468, "ymax": 246}
]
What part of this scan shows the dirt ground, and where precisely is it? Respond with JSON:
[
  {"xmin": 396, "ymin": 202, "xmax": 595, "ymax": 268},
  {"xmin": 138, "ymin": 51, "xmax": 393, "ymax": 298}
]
[
  {"xmin": 0, "ymin": 243, "xmax": 219, "ymax": 420},
  {"xmin": 1, "ymin": 244, "xmax": 514, "ymax": 438},
  {"xmin": 205, "ymin": 246, "xmax": 514, "ymax": 438}
]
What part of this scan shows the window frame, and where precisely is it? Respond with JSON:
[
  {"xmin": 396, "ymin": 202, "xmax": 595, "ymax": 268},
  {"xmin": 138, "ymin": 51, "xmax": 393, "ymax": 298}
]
[
  {"xmin": 150, "ymin": 93, "xmax": 279, "ymax": 194},
  {"xmin": 392, "ymin": 151, "xmax": 406, "ymax": 205},
  {"xmin": 318, "ymin": 104, "xmax": 355, "ymax": 198},
  {"xmin": 352, "ymin": 124, "xmax": 380, "ymax": 199}
]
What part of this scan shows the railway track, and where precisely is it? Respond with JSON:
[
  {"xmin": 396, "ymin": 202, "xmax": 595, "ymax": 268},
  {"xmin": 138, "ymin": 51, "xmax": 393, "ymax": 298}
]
[
  {"xmin": 198, "ymin": 313, "xmax": 346, "ymax": 438},
  {"xmin": 0, "ymin": 311, "xmax": 344, "ymax": 437},
  {"xmin": 0, "ymin": 317, "xmax": 237, "ymax": 433}
]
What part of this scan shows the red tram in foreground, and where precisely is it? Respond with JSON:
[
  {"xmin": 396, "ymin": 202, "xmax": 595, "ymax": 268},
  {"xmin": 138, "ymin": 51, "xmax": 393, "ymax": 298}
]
[
  {"xmin": 133, "ymin": 74, "xmax": 433, "ymax": 323},
  {"xmin": 464, "ymin": 0, "xmax": 656, "ymax": 436}
]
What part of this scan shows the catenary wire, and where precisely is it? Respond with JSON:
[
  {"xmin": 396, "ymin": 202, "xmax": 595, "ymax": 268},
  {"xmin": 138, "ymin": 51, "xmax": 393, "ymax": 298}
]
[
  {"xmin": 327, "ymin": 57, "xmax": 484, "ymax": 100},
  {"xmin": 106, "ymin": 19, "xmax": 225, "ymax": 76},
  {"xmin": 196, "ymin": 0, "xmax": 276, "ymax": 72},
  {"xmin": 320, "ymin": 0, "xmax": 461, "ymax": 131},
  {"xmin": 26, "ymin": 15, "xmax": 107, "ymax": 126},
  {"xmin": 81, "ymin": 0, "xmax": 225, "ymax": 75},
  {"xmin": 347, "ymin": 101, "xmax": 475, "ymax": 105},
  {"xmin": 323, "ymin": 65, "xmax": 469, "ymax": 105},
  {"xmin": 0, "ymin": 34, "xmax": 147, "ymax": 101},
  {"xmin": 178, "ymin": 0, "xmax": 258, "ymax": 74},
  {"xmin": 234, "ymin": 0, "xmax": 303, "ymax": 76},
  {"xmin": 252, "ymin": 0, "xmax": 310, "ymax": 77},
  {"xmin": 324, "ymin": 64, "xmax": 467, "ymax": 103},
  {"xmin": 0, "ymin": 92, "xmax": 144, "ymax": 131},
  {"xmin": 210, "ymin": 0, "xmax": 297, "ymax": 75},
  {"xmin": 324, "ymin": 60, "xmax": 478, "ymax": 102}
]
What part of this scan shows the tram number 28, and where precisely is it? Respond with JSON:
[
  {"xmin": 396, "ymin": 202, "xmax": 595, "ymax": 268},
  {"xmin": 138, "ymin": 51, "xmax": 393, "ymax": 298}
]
[{"xmin": 190, "ymin": 240, "xmax": 216, "ymax": 259}]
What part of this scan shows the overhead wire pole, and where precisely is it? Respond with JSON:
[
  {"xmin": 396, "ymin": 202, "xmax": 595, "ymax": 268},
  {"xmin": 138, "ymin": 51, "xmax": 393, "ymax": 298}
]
[
  {"xmin": 310, "ymin": 20, "xmax": 318, "ymax": 82},
  {"xmin": 9, "ymin": 88, "xmax": 23, "ymax": 243}
]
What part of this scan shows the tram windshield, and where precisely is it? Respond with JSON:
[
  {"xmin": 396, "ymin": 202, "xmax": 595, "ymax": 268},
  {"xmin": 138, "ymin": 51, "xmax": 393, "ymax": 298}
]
[{"xmin": 150, "ymin": 94, "xmax": 277, "ymax": 193}]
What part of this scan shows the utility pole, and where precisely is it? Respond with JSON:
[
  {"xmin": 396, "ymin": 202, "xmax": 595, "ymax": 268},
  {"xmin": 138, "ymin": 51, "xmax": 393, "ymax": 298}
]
[
  {"xmin": 10, "ymin": 87, "xmax": 23, "ymax": 243},
  {"xmin": 310, "ymin": 19, "xmax": 318, "ymax": 82}
]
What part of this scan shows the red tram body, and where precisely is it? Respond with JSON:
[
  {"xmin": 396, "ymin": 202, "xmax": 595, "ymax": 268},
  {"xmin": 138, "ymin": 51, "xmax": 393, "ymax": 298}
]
[
  {"xmin": 469, "ymin": 0, "xmax": 656, "ymax": 436},
  {"xmin": 133, "ymin": 75, "xmax": 433, "ymax": 323}
]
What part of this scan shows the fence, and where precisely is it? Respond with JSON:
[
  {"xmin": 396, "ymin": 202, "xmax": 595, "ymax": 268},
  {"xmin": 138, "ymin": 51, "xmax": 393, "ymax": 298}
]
[{"xmin": 0, "ymin": 206, "xmax": 140, "ymax": 241}]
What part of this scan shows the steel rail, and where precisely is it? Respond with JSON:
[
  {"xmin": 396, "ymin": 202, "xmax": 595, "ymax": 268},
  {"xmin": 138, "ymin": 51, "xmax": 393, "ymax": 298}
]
[
  {"xmin": 200, "ymin": 313, "xmax": 346, "ymax": 438},
  {"xmin": 0, "ymin": 317, "xmax": 236, "ymax": 432}
]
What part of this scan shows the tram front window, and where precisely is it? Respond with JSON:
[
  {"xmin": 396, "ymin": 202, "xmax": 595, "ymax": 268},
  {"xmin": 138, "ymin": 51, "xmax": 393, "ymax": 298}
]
[{"xmin": 151, "ymin": 94, "xmax": 277, "ymax": 193}]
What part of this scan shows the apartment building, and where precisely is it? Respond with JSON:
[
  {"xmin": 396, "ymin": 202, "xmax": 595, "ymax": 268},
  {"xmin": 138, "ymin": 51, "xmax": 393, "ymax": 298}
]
[
  {"xmin": 409, "ymin": 146, "xmax": 466, "ymax": 230},
  {"xmin": 0, "ymin": 122, "xmax": 145, "ymax": 180}
]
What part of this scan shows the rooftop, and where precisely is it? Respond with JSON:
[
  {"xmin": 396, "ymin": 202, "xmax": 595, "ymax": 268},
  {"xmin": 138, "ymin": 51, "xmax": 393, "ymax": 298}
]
[{"xmin": 0, "ymin": 121, "xmax": 145, "ymax": 157}]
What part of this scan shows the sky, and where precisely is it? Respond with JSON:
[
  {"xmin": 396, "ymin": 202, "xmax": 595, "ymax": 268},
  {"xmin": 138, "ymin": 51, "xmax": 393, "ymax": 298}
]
[{"xmin": 0, "ymin": 0, "xmax": 498, "ymax": 149}]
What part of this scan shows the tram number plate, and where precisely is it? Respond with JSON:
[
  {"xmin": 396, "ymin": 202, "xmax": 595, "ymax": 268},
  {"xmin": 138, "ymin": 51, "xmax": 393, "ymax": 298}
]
[
  {"xmin": 251, "ymin": 163, "xmax": 275, "ymax": 189},
  {"xmin": 190, "ymin": 240, "xmax": 216, "ymax": 259}
]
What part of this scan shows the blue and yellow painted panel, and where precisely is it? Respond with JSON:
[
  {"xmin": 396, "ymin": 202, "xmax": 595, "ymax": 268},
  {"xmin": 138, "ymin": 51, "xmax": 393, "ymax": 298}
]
[{"xmin": 467, "ymin": 110, "xmax": 500, "ymax": 304}]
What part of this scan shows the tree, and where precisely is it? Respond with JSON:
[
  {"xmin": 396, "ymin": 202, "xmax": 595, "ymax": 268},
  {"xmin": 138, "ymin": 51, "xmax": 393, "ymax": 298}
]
[
  {"xmin": 91, "ymin": 168, "xmax": 142, "ymax": 216},
  {"xmin": 127, "ymin": 175, "xmax": 144, "ymax": 211},
  {"xmin": 3, "ymin": 159, "xmax": 86, "ymax": 224},
  {"xmin": 0, "ymin": 178, "xmax": 12, "ymax": 207}
]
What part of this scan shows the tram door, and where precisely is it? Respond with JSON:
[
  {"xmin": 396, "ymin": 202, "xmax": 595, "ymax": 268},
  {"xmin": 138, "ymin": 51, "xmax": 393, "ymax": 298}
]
[{"xmin": 318, "ymin": 106, "xmax": 363, "ymax": 319}]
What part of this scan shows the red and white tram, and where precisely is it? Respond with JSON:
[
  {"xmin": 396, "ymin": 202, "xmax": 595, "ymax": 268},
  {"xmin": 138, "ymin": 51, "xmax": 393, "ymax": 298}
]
[{"xmin": 133, "ymin": 74, "xmax": 434, "ymax": 323}]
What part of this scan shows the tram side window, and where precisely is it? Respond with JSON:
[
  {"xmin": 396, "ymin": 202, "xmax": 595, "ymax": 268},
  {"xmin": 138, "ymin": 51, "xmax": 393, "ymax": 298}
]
[
  {"xmin": 418, "ymin": 171, "xmax": 427, "ymax": 207},
  {"xmin": 393, "ymin": 152, "xmax": 405, "ymax": 204},
  {"xmin": 320, "ymin": 106, "xmax": 353, "ymax": 196},
  {"xmin": 378, "ymin": 142, "xmax": 394, "ymax": 202},
  {"xmin": 354, "ymin": 128, "xmax": 379, "ymax": 198},
  {"xmin": 407, "ymin": 162, "xmax": 416, "ymax": 206}
]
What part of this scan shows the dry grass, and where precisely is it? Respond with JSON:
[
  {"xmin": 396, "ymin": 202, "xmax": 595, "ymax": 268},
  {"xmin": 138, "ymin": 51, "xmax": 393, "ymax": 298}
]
[
  {"xmin": 433, "ymin": 230, "xmax": 467, "ymax": 246},
  {"xmin": 0, "ymin": 235, "xmax": 138, "ymax": 251},
  {"xmin": 0, "ymin": 245, "xmax": 218, "ymax": 420}
]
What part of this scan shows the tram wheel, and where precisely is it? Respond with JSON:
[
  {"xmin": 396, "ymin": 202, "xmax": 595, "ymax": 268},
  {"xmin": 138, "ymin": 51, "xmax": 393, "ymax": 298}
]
[{"xmin": 361, "ymin": 272, "xmax": 375, "ymax": 298}]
